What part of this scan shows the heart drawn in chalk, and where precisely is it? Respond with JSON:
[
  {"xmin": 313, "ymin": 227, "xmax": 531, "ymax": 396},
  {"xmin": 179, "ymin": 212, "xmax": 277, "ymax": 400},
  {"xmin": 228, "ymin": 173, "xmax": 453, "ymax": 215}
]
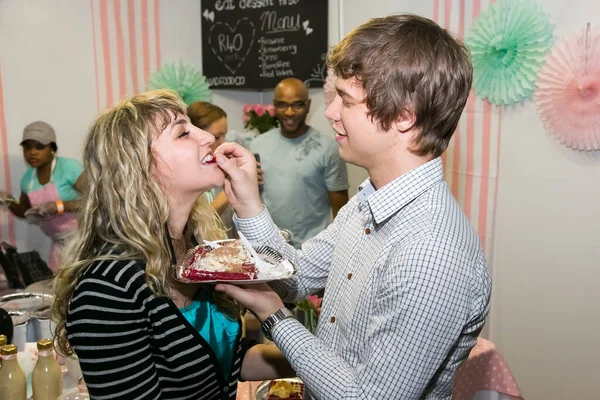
[{"xmin": 208, "ymin": 18, "xmax": 255, "ymax": 75}]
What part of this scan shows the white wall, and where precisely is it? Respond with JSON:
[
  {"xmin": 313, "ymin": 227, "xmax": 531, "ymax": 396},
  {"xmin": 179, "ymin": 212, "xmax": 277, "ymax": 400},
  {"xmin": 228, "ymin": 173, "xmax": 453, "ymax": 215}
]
[
  {"xmin": 1, "ymin": 1, "xmax": 599, "ymax": 399},
  {"xmin": 490, "ymin": 4, "xmax": 600, "ymax": 400},
  {"xmin": 492, "ymin": 105, "xmax": 600, "ymax": 400}
]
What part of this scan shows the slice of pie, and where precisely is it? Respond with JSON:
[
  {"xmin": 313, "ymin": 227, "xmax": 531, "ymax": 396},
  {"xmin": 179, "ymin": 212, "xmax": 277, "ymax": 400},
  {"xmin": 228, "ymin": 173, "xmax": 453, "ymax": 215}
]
[
  {"xmin": 267, "ymin": 380, "xmax": 304, "ymax": 400},
  {"xmin": 179, "ymin": 240, "xmax": 258, "ymax": 282}
]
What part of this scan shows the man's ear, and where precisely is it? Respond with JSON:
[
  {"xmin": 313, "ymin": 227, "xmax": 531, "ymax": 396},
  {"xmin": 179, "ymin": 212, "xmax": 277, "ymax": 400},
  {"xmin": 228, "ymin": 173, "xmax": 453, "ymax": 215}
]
[{"xmin": 394, "ymin": 110, "xmax": 416, "ymax": 133}]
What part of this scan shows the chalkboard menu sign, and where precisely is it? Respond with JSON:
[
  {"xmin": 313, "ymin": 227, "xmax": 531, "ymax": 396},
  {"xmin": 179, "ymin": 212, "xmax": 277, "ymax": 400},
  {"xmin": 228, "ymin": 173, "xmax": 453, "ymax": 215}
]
[{"xmin": 201, "ymin": 0, "xmax": 329, "ymax": 89}]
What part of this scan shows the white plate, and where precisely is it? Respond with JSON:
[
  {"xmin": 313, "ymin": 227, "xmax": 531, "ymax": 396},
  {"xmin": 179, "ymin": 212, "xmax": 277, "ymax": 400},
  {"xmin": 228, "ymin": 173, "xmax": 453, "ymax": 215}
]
[
  {"xmin": 175, "ymin": 241, "xmax": 295, "ymax": 284},
  {"xmin": 0, "ymin": 292, "xmax": 53, "ymax": 312},
  {"xmin": 194, "ymin": 277, "xmax": 291, "ymax": 284}
]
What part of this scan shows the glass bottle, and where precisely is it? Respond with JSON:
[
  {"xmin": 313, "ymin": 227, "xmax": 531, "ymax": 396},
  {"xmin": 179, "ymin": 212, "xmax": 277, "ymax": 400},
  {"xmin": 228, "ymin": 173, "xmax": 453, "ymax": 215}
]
[
  {"xmin": 0, "ymin": 344, "xmax": 27, "ymax": 400},
  {"xmin": 32, "ymin": 339, "xmax": 63, "ymax": 400},
  {"xmin": 0, "ymin": 335, "xmax": 7, "ymax": 368}
]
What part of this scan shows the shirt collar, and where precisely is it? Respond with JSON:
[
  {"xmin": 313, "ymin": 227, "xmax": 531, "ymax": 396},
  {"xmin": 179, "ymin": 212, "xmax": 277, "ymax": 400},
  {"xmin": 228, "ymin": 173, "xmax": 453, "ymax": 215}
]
[{"xmin": 357, "ymin": 157, "xmax": 444, "ymax": 225}]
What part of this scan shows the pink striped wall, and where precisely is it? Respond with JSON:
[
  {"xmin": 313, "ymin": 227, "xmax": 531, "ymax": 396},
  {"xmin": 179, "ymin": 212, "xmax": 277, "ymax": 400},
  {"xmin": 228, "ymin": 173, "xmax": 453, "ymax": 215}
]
[
  {"xmin": 433, "ymin": 0, "xmax": 503, "ymax": 259},
  {"xmin": 0, "ymin": 1, "xmax": 163, "ymax": 252},
  {"xmin": 90, "ymin": 0, "xmax": 162, "ymax": 112}
]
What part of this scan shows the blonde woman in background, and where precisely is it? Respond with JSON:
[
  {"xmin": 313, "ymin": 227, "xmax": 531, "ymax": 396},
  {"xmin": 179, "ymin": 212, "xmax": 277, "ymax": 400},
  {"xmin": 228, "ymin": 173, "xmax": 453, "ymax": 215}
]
[
  {"xmin": 187, "ymin": 101, "xmax": 263, "ymax": 238},
  {"xmin": 52, "ymin": 90, "xmax": 293, "ymax": 399}
]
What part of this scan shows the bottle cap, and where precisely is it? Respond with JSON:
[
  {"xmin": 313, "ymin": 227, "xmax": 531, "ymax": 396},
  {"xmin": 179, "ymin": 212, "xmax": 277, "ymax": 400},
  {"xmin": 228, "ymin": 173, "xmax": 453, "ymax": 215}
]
[
  {"xmin": 1, "ymin": 344, "xmax": 17, "ymax": 355},
  {"xmin": 0, "ymin": 334, "xmax": 6, "ymax": 346},
  {"xmin": 37, "ymin": 338, "xmax": 53, "ymax": 350}
]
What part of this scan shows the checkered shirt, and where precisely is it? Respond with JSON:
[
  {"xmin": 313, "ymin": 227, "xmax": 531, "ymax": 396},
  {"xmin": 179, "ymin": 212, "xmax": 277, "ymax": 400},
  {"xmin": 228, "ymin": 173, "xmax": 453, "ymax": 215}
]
[{"xmin": 235, "ymin": 157, "xmax": 492, "ymax": 399}]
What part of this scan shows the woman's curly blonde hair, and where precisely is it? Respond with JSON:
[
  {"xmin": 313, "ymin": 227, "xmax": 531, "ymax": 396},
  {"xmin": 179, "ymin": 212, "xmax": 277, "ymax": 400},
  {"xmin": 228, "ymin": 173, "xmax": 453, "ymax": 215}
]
[{"xmin": 52, "ymin": 89, "xmax": 237, "ymax": 356}]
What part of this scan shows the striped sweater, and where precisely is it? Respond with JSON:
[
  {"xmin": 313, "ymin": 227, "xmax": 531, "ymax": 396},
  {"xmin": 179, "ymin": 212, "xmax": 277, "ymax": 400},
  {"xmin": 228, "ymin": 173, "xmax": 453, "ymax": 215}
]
[{"xmin": 66, "ymin": 257, "xmax": 250, "ymax": 399}]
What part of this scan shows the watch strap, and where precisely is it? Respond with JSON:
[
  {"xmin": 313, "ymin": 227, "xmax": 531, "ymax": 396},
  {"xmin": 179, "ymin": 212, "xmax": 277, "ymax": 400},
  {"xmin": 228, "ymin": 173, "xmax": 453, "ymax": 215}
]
[{"xmin": 261, "ymin": 308, "xmax": 294, "ymax": 341}]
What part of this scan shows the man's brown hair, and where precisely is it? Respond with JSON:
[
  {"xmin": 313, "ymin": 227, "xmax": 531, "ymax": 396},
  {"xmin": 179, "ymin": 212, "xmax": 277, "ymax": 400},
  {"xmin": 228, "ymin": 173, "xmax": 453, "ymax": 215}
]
[{"xmin": 328, "ymin": 14, "xmax": 472, "ymax": 158}]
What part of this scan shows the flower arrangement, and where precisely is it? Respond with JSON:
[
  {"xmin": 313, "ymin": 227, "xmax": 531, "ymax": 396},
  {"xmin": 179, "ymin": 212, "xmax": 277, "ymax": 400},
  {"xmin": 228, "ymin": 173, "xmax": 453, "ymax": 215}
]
[
  {"xmin": 296, "ymin": 294, "xmax": 322, "ymax": 334},
  {"xmin": 243, "ymin": 104, "xmax": 278, "ymax": 134}
]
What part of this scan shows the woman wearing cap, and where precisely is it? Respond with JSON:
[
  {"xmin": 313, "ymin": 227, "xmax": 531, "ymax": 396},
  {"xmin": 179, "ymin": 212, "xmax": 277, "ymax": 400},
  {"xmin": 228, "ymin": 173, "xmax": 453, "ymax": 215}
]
[{"xmin": 0, "ymin": 121, "xmax": 83, "ymax": 271}]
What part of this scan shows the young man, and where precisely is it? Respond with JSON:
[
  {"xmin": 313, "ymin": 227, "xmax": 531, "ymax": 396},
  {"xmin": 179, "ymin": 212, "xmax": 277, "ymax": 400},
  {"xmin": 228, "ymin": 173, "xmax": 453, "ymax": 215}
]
[
  {"xmin": 215, "ymin": 14, "xmax": 492, "ymax": 400},
  {"xmin": 250, "ymin": 77, "xmax": 349, "ymax": 248}
]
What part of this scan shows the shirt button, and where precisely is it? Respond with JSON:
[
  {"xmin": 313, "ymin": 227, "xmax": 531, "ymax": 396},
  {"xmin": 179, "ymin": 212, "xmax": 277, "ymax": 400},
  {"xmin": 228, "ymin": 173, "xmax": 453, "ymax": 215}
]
[
  {"xmin": 330, "ymin": 316, "xmax": 336, "ymax": 323},
  {"xmin": 347, "ymin": 273, "xmax": 353, "ymax": 280},
  {"xmin": 223, "ymin": 386, "xmax": 229, "ymax": 393},
  {"xmin": 365, "ymin": 227, "xmax": 371, "ymax": 234}
]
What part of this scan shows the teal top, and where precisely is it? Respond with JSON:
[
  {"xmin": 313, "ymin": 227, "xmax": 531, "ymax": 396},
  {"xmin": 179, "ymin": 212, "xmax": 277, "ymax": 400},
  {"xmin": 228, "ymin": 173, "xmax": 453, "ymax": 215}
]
[
  {"xmin": 20, "ymin": 156, "xmax": 83, "ymax": 200},
  {"xmin": 179, "ymin": 289, "xmax": 241, "ymax": 379}
]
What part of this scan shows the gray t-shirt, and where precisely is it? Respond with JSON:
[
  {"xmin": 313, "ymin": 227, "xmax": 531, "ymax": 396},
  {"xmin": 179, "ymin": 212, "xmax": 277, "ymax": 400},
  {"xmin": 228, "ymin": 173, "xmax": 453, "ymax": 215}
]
[{"xmin": 250, "ymin": 127, "xmax": 348, "ymax": 247}]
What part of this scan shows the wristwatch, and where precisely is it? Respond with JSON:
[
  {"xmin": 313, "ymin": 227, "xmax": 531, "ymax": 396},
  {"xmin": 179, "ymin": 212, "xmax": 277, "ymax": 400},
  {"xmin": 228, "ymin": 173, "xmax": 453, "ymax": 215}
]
[{"xmin": 261, "ymin": 308, "xmax": 294, "ymax": 341}]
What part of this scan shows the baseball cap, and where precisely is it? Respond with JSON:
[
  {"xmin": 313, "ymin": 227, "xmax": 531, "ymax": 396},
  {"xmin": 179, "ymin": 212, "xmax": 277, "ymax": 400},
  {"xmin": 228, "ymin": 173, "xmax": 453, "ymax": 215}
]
[{"xmin": 21, "ymin": 121, "xmax": 56, "ymax": 146}]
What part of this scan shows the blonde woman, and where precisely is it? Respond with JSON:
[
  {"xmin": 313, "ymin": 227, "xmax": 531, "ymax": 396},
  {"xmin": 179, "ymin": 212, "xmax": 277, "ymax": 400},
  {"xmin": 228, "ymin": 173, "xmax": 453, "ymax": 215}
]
[{"xmin": 52, "ymin": 90, "xmax": 293, "ymax": 399}]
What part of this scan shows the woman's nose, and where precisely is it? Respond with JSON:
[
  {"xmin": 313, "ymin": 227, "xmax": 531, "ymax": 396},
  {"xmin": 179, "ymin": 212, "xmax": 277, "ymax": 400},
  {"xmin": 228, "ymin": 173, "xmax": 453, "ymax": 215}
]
[{"xmin": 195, "ymin": 129, "xmax": 215, "ymax": 147}]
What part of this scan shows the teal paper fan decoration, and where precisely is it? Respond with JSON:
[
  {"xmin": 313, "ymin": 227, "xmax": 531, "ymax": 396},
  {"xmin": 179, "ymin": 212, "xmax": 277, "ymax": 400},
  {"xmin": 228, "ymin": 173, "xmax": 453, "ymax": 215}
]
[
  {"xmin": 147, "ymin": 63, "xmax": 211, "ymax": 105},
  {"xmin": 466, "ymin": 0, "xmax": 553, "ymax": 105}
]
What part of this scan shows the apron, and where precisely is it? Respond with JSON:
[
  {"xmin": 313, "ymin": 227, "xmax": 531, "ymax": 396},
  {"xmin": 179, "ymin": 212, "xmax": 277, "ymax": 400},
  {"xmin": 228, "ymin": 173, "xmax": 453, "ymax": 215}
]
[{"xmin": 27, "ymin": 158, "xmax": 78, "ymax": 271}]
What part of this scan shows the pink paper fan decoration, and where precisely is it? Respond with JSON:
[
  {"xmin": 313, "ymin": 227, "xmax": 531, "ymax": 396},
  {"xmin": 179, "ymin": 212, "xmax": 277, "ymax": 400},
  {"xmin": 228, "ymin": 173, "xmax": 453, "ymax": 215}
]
[
  {"xmin": 323, "ymin": 68, "xmax": 337, "ymax": 108},
  {"xmin": 536, "ymin": 24, "xmax": 600, "ymax": 150}
]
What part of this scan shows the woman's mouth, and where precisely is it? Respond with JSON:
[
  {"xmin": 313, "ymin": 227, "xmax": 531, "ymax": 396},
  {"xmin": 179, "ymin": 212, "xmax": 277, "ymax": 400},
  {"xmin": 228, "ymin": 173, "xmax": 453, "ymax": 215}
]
[{"xmin": 201, "ymin": 153, "xmax": 217, "ymax": 165}]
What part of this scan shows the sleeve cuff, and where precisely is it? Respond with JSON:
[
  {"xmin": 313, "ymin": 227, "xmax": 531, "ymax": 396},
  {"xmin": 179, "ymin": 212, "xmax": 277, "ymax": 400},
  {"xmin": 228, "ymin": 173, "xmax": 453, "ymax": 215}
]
[
  {"xmin": 271, "ymin": 318, "xmax": 316, "ymax": 369},
  {"xmin": 233, "ymin": 206, "xmax": 281, "ymax": 245}
]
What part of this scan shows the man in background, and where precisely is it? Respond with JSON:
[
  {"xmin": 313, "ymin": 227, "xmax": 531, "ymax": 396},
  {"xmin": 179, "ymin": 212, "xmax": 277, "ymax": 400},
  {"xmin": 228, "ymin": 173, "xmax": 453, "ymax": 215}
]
[{"xmin": 251, "ymin": 78, "xmax": 349, "ymax": 248}]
